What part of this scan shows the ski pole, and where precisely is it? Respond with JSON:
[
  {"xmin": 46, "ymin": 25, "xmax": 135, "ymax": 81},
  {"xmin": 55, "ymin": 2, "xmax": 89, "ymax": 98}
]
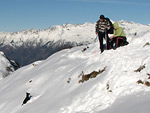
[
  {"xmin": 94, "ymin": 34, "xmax": 98, "ymax": 42},
  {"xmin": 105, "ymin": 28, "xmax": 107, "ymax": 50}
]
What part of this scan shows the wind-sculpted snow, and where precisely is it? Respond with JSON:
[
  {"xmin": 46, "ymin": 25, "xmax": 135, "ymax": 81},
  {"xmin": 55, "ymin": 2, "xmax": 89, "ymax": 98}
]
[{"xmin": 0, "ymin": 21, "xmax": 150, "ymax": 113}]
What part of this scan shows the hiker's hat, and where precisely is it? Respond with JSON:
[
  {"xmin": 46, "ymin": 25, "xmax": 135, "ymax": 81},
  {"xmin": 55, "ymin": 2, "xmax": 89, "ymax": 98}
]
[{"xmin": 100, "ymin": 15, "xmax": 105, "ymax": 19}]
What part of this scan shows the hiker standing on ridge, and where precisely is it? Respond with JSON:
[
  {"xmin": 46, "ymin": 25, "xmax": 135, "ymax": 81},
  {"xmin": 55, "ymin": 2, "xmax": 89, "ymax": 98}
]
[
  {"xmin": 95, "ymin": 15, "xmax": 112, "ymax": 53},
  {"xmin": 110, "ymin": 22, "xmax": 129, "ymax": 49}
]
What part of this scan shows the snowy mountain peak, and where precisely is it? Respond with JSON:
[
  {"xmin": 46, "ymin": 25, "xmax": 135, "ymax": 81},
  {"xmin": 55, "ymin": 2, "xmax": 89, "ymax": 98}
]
[
  {"xmin": 0, "ymin": 22, "xmax": 95, "ymax": 48},
  {"xmin": 0, "ymin": 20, "xmax": 149, "ymax": 48}
]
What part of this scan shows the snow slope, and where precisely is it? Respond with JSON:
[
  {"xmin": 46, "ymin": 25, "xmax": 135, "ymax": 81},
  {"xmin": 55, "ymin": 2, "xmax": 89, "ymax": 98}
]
[
  {"xmin": 0, "ymin": 52, "xmax": 18, "ymax": 79},
  {"xmin": 0, "ymin": 21, "xmax": 150, "ymax": 113},
  {"xmin": 98, "ymin": 91, "xmax": 150, "ymax": 113}
]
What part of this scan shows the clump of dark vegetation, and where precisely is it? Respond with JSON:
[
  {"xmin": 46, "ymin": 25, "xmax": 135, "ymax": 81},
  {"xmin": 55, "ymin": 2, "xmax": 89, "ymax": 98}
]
[
  {"xmin": 32, "ymin": 63, "xmax": 37, "ymax": 67},
  {"xmin": 78, "ymin": 66, "xmax": 106, "ymax": 83},
  {"xmin": 134, "ymin": 64, "xmax": 146, "ymax": 72},
  {"xmin": 66, "ymin": 78, "xmax": 71, "ymax": 83},
  {"xmin": 136, "ymin": 73, "xmax": 150, "ymax": 87},
  {"xmin": 136, "ymin": 80, "xmax": 150, "ymax": 87},
  {"xmin": 147, "ymin": 73, "xmax": 150, "ymax": 76},
  {"xmin": 106, "ymin": 83, "xmax": 112, "ymax": 92},
  {"xmin": 147, "ymin": 73, "xmax": 150, "ymax": 79},
  {"xmin": 29, "ymin": 80, "xmax": 32, "ymax": 83},
  {"xmin": 81, "ymin": 46, "xmax": 89, "ymax": 52},
  {"xmin": 6, "ymin": 66, "xmax": 14, "ymax": 72},
  {"xmin": 145, "ymin": 81, "xmax": 150, "ymax": 86},
  {"xmin": 134, "ymin": 32, "xmax": 137, "ymax": 36},
  {"xmin": 143, "ymin": 42, "xmax": 150, "ymax": 47},
  {"xmin": 136, "ymin": 80, "xmax": 144, "ymax": 84}
]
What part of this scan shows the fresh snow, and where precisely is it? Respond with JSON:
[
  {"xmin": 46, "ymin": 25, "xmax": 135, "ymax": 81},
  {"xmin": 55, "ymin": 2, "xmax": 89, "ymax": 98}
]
[
  {"xmin": 98, "ymin": 91, "xmax": 150, "ymax": 113},
  {"xmin": 0, "ymin": 21, "xmax": 150, "ymax": 113}
]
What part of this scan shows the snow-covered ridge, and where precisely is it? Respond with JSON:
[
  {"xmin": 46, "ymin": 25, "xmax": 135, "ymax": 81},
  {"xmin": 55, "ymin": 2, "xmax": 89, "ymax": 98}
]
[
  {"xmin": 0, "ymin": 21, "xmax": 150, "ymax": 113},
  {"xmin": 119, "ymin": 20, "xmax": 150, "ymax": 37},
  {"xmin": 0, "ymin": 21, "xmax": 150, "ymax": 48},
  {"xmin": 0, "ymin": 22, "xmax": 95, "ymax": 47}
]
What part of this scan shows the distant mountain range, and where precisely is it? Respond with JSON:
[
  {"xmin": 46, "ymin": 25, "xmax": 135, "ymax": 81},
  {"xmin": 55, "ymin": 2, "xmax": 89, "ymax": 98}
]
[{"xmin": 0, "ymin": 23, "xmax": 95, "ymax": 66}]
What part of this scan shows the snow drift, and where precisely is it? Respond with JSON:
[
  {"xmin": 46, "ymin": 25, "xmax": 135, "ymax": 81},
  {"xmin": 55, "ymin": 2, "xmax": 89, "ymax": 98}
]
[{"xmin": 0, "ymin": 21, "xmax": 150, "ymax": 113}]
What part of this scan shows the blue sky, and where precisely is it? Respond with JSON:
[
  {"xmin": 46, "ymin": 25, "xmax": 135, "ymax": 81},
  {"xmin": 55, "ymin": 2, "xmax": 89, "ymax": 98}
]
[{"xmin": 0, "ymin": 0, "xmax": 150, "ymax": 32}]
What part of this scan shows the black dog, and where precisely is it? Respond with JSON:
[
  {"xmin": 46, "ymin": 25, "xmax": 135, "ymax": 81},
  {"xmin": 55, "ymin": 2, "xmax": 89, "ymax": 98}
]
[{"xmin": 22, "ymin": 92, "xmax": 32, "ymax": 106}]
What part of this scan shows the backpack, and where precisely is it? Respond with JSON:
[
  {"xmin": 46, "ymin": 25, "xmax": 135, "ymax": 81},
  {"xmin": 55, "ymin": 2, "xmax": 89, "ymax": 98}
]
[{"xmin": 105, "ymin": 18, "xmax": 114, "ymax": 34}]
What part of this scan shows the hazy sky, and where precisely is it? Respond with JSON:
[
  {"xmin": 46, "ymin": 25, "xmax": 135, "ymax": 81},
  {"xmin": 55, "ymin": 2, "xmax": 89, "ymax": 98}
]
[{"xmin": 0, "ymin": 0, "xmax": 150, "ymax": 32}]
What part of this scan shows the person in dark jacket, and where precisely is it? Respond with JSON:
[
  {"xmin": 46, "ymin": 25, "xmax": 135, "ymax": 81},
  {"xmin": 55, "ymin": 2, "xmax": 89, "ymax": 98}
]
[{"xmin": 95, "ymin": 15, "xmax": 111, "ymax": 53}]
